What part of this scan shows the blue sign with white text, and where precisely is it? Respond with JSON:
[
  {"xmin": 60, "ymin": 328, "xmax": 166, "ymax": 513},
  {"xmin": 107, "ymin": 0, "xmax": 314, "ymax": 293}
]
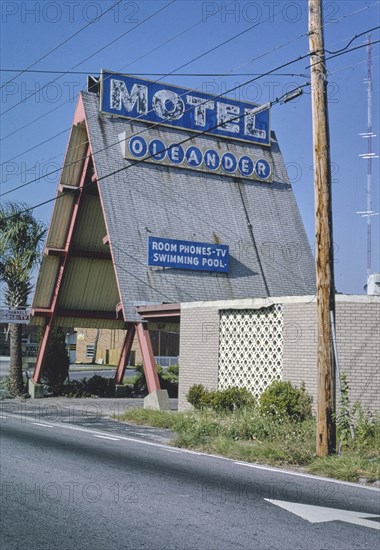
[
  {"xmin": 101, "ymin": 71, "xmax": 270, "ymax": 146},
  {"xmin": 126, "ymin": 135, "xmax": 272, "ymax": 181},
  {"xmin": 147, "ymin": 237, "xmax": 229, "ymax": 273}
]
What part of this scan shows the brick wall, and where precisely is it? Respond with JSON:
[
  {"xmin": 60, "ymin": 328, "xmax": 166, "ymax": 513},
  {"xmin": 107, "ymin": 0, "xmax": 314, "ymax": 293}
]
[
  {"xmin": 179, "ymin": 296, "xmax": 380, "ymax": 413},
  {"xmin": 333, "ymin": 301, "xmax": 379, "ymax": 412},
  {"xmin": 75, "ymin": 328, "xmax": 142, "ymax": 365},
  {"xmin": 282, "ymin": 301, "xmax": 317, "ymax": 403},
  {"xmin": 283, "ymin": 300, "xmax": 380, "ymax": 413},
  {"xmin": 178, "ymin": 307, "xmax": 219, "ymax": 410}
]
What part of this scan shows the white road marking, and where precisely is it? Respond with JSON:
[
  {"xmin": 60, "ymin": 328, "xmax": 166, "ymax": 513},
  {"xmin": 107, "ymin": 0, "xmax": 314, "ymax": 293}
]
[
  {"xmin": 0, "ymin": 415, "xmax": 7, "ymax": 419},
  {"xmin": 265, "ymin": 499, "xmax": 380, "ymax": 530},
  {"xmin": 93, "ymin": 435, "xmax": 120, "ymax": 441},
  {"xmin": 32, "ymin": 422, "xmax": 54, "ymax": 428},
  {"xmin": 3, "ymin": 413, "xmax": 380, "ymax": 492},
  {"xmin": 234, "ymin": 462, "xmax": 380, "ymax": 491}
]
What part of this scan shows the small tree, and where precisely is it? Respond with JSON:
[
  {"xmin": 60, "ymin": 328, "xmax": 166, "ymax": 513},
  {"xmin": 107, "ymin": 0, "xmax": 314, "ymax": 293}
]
[
  {"xmin": 40, "ymin": 327, "xmax": 70, "ymax": 395},
  {"xmin": 0, "ymin": 203, "xmax": 46, "ymax": 396}
]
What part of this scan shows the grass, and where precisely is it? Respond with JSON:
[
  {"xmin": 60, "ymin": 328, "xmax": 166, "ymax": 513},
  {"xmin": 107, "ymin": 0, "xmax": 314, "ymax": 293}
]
[
  {"xmin": 309, "ymin": 455, "xmax": 380, "ymax": 483},
  {"xmin": 124, "ymin": 375, "xmax": 139, "ymax": 386},
  {"xmin": 116, "ymin": 407, "xmax": 181, "ymax": 429},
  {"xmin": 117, "ymin": 407, "xmax": 380, "ymax": 483}
]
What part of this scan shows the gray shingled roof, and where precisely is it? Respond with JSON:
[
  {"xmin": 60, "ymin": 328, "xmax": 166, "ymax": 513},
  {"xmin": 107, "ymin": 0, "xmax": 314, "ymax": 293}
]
[{"xmin": 82, "ymin": 91, "xmax": 315, "ymax": 315}]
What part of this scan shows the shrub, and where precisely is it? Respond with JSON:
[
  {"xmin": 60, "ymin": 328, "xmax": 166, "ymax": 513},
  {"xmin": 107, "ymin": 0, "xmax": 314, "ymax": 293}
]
[
  {"xmin": 63, "ymin": 379, "xmax": 89, "ymax": 398},
  {"xmin": 187, "ymin": 384, "xmax": 208, "ymax": 409},
  {"xmin": 259, "ymin": 380, "xmax": 312, "ymax": 421},
  {"xmin": 63, "ymin": 376, "xmax": 115, "ymax": 398},
  {"xmin": 0, "ymin": 375, "xmax": 12, "ymax": 399},
  {"xmin": 41, "ymin": 327, "xmax": 70, "ymax": 395},
  {"xmin": 85, "ymin": 375, "xmax": 115, "ymax": 397},
  {"xmin": 187, "ymin": 385, "xmax": 255, "ymax": 412},
  {"xmin": 335, "ymin": 371, "xmax": 379, "ymax": 453},
  {"xmin": 164, "ymin": 365, "xmax": 179, "ymax": 383},
  {"xmin": 209, "ymin": 387, "xmax": 254, "ymax": 412},
  {"xmin": 131, "ymin": 364, "xmax": 178, "ymax": 397}
]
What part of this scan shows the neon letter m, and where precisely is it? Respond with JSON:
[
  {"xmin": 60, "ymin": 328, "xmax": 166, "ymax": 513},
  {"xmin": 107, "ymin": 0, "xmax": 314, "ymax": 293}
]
[{"xmin": 110, "ymin": 80, "xmax": 148, "ymax": 114}]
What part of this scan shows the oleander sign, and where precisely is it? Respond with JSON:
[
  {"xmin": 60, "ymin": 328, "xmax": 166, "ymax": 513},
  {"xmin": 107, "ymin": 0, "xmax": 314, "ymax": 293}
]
[
  {"xmin": 121, "ymin": 133, "xmax": 272, "ymax": 182},
  {"xmin": 147, "ymin": 236, "xmax": 229, "ymax": 273},
  {"xmin": 100, "ymin": 70, "xmax": 270, "ymax": 146}
]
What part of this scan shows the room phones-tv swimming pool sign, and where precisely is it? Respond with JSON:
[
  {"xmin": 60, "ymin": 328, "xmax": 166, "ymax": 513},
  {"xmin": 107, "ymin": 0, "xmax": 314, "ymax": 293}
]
[
  {"xmin": 100, "ymin": 70, "xmax": 270, "ymax": 147},
  {"xmin": 147, "ymin": 237, "xmax": 229, "ymax": 273}
]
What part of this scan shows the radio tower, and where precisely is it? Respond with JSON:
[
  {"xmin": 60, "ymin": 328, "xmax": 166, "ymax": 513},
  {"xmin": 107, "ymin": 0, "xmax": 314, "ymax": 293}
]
[{"xmin": 357, "ymin": 34, "xmax": 379, "ymax": 283}]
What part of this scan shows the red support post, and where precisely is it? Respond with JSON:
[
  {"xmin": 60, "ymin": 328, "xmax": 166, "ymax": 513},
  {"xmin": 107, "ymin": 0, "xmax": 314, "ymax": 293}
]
[
  {"xmin": 115, "ymin": 324, "xmax": 136, "ymax": 385},
  {"xmin": 32, "ymin": 148, "xmax": 90, "ymax": 384},
  {"xmin": 32, "ymin": 320, "xmax": 53, "ymax": 383},
  {"xmin": 136, "ymin": 322, "xmax": 161, "ymax": 394}
]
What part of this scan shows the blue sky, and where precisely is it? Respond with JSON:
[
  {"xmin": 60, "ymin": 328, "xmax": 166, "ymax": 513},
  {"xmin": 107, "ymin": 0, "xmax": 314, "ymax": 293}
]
[{"xmin": 0, "ymin": 0, "xmax": 379, "ymax": 295}]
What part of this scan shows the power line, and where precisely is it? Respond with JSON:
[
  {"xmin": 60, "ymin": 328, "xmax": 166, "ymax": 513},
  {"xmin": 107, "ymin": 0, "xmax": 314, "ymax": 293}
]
[
  {"xmin": 306, "ymin": 39, "xmax": 380, "ymax": 70},
  {"xmin": 2, "ymin": 81, "xmax": 310, "ymax": 219},
  {"xmin": 2, "ymin": 17, "xmax": 378, "ymax": 187},
  {"xmin": 3, "ymin": 26, "xmax": 376, "ymax": 198},
  {"xmin": 0, "ymin": 0, "xmax": 123, "ymax": 92},
  {"xmin": 0, "ymin": 0, "xmax": 176, "ymax": 117},
  {"xmin": 0, "ymin": 0, "xmax": 235, "ymax": 146},
  {"xmin": 325, "ymin": 39, "xmax": 380, "ymax": 62},
  {"xmin": 0, "ymin": 69, "xmax": 309, "ymax": 77},
  {"xmin": 1, "ymin": 2, "xmax": 283, "ymax": 162},
  {"xmin": 2, "ymin": 47, "xmax": 313, "ymax": 198},
  {"xmin": 329, "ymin": 54, "xmax": 380, "ymax": 75},
  {"xmin": 324, "ymin": 25, "xmax": 380, "ymax": 55},
  {"xmin": 2, "ymin": 0, "xmax": 375, "ymax": 154},
  {"xmin": 195, "ymin": 1, "xmax": 380, "ymax": 83},
  {"xmin": 1, "ymin": 0, "xmax": 272, "ymax": 126}
]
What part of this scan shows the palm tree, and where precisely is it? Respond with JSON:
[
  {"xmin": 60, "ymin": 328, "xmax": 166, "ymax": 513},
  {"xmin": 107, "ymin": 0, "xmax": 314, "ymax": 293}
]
[{"xmin": 0, "ymin": 203, "xmax": 46, "ymax": 396}]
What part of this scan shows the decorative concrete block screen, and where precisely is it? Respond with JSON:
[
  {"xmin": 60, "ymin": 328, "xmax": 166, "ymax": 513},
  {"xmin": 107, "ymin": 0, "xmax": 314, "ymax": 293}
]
[{"xmin": 218, "ymin": 305, "xmax": 283, "ymax": 399}]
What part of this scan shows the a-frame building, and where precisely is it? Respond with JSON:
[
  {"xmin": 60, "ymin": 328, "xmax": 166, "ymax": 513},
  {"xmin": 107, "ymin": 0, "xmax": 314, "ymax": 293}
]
[{"xmin": 30, "ymin": 76, "xmax": 315, "ymax": 397}]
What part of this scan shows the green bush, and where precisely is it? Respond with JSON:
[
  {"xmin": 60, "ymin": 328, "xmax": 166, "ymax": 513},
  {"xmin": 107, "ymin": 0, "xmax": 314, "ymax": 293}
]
[
  {"xmin": 259, "ymin": 380, "xmax": 312, "ymax": 421},
  {"xmin": 0, "ymin": 375, "xmax": 13, "ymax": 399},
  {"xmin": 41, "ymin": 327, "xmax": 70, "ymax": 395},
  {"xmin": 209, "ymin": 387, "xmax": 254, "ymax": 412},
  {"xmin": 186, "ymin": 384, "xmax": 208, "ymax": 409},
  {"xmin": 130, "ymin": 364, "xmax": 178, "ymax": 398},
  {"xmin": 164, "ymin": 365, "xmax": 179, "ymax": 383},
  {"xmin": 85, "ymin": 375, "xmax": 115, "ymax": 397},
  {"xmin": 63, "ymin": 379, "xmax": 88, "ymax": 398},
  {"xmin": 63, "ymin": 376, "xmax": 116, "ymax": 398},
  {"xmin": 187, "ymin": 384, "xmax": 254, "ymax": 412}
]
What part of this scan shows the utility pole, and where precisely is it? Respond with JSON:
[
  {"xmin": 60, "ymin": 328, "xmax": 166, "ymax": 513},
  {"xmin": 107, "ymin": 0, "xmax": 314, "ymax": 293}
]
[{"xmin": 308, "ymin": 0, "xmax": 336, "ymax": 456}]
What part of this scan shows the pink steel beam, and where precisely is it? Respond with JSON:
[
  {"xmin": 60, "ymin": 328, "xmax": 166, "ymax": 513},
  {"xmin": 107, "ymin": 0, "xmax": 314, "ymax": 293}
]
[
  {"xmin": 136, "ymin": 322, "xmax": 161, "ymax": 393},
  {"xmin": 32, "ymin": 261, "xmax": 65, "ymax": 383},
  {"xmin": 32, "ymin": 320, "xmax": 54, "ymax": 384},
  {"xmin": 32, "ymin": 149, "xmax": 90, "ymax": 383},
  {"xmin": 115, "ymin": 324, "xmax": 136, "ymax": 385}
]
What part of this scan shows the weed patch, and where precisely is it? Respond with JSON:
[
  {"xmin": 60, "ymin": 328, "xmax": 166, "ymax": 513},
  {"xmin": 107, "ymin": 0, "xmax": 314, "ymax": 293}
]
[{"xmin": 118, "ymin": 406, "xmax": 380, "ymax": 483}]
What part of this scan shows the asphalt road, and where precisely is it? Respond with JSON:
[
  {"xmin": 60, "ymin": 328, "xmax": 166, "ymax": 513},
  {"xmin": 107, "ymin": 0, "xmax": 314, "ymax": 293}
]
[
  {"xmin": 1, "ymin": 407, "xmax": 379, "ymax": 549},
  {"xmin": 67, "ymin": 368, "xmax": 135, "ymax": 381}
]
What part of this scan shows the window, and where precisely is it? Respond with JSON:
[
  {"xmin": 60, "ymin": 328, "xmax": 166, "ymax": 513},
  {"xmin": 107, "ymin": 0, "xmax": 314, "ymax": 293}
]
[{"xmin": 86, "ymin": 345, "xmax": 95, "ymax": 359}]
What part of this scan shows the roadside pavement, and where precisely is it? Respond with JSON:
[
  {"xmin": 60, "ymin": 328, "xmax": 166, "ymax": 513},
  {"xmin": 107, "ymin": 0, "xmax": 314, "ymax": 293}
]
[{"xmin": 0, "ymin": 396, "xmax": 178, "ymax": 420}]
